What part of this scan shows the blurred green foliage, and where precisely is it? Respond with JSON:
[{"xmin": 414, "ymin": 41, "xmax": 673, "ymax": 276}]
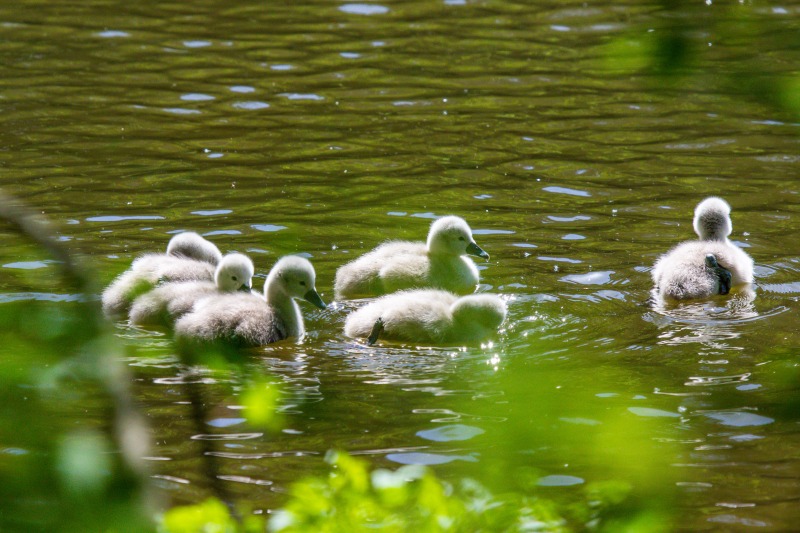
[
  {"xmin": 161, "ymin": 450, "xmax": 570, "ymax": 533},
  {"xmin": 603, "ymin": 0, "xmax": 800, "ymax": 120},
  {"xmin": 0, "ymin": 201, "xmax": 153, "ymax": 531},
  {"xmin": 241, "ymin": 377, "xmax": 284, "ymax": 431},
  {"xmin": 159, "ymin": 498, "xmax": 265, "ymax": 533},
  {"xmin": 160, "ymin": 449, "xmax": 671, "ymax": 532}
]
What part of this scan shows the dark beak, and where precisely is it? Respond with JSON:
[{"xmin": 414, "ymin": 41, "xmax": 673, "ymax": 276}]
[
  {"xmin": 303, "ymin": 289, "xmax": 327, "ymax": 309},
  {"xmin": 466, "ymin": 241, "xmax": 490, "ymax": 261},
  {"xmin": 238, "ymin": 283, "xmax": 252, "ymax": 293},
  {"xmin": 705, "ymin": 254, "xmax": 732, "ymax": 295}
]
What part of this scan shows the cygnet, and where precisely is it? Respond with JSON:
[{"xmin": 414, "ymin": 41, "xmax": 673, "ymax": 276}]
[
  {"xmin": 174, "ymin": 255, "xmax": 327, "ymax": 347},
  {"xmin": 166, "ymin": 231, "xmax": 223, "ymax": 265},
  {"xmin": 129, "ymin": 253, "xmax": 255, "ymax": 327},
  {"xmin": 101, "ymin": 232, "xmax": 221, "ymax": 317},
  {"xmin": 334, "ymin": 215, "xmax": 489, "ymax": 299},
  {"xmin": 344, "ymin": 289, "xmax": 506, "ymax": 345},
  {"xmin": 651, "ymin": 197, "xmax": 754, "ymax": 300}
]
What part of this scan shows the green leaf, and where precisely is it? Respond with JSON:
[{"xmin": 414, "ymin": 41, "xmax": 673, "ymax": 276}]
[
  {"xmin": 56, "ymin": 430, "xmax": 113, "ymax": 497},
  {"xmin": 779, "ymin": 75, "xmax": 800, "ymax": 120},
  {"xmin": 240, "ymin": 378, "xmax": 283, "ymax": 430},
  {"xmin": 159, "ymin": 498, "xmax": 237, "ymax": 533}
]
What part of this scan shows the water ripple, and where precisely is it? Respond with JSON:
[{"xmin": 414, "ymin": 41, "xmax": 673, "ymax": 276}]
[
  {"xmin": 702, "ymin": 411, "xmax": 774, "ymax": 427},
  {"xmin": 339, "ymin": 4, "xmax": 389, "ymax": 15},
  {"xmin": 191, "ymin": 433, "xmax": 263, "ymax": 441},
  {"xmin": 416, "ymin": 424, "xmax": 485, "ymax": 442},
  {"xmin": 386, "ymin": 452, "xmax": 478, "ymax": 465},
  {"xmin": 232, "ymin": 101, "xmax": 270, "ymax": 110},
  {"xmin": 543, "ymin": 186, "xmax": 591, "ymax": 197}
]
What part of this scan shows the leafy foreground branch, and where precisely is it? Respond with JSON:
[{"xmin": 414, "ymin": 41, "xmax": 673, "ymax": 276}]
[
  {"xmin": 161, "ymin": 450, "xmax": 661, "ymax": 533},
  {"xmin": 0, "ymin": 191, "xmax": 153, "ymax": 532}
]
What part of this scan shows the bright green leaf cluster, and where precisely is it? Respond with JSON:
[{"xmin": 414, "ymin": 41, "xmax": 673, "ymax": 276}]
[
  {"xmin": 268, "ymin": 450, "xmax": 568, "ymax": 532},
  {"xmin": 241, "ymin": 378, "xmax": 283, "ymax": 431},
  {"xmin": 158, "ymin": 449, "xmax": 668, "ymax": 532},
  {"xmin": 159, "ymin": 498, "xmax": 265, "ymax": 533},
  {"xmin": 600, "ymin": 1, "xmax": 800, "ymax": 121}
]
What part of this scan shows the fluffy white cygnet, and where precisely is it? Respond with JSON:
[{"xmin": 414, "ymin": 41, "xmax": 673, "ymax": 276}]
[
  {"xmin": 166, "ymin": 231, "xmax": 223, "ymax": 265},
  {"xmin": 344, "ymin": 289, "xmax": 507, "ymax": 345},
  {"xmin": 334, "ymin": 216, "xmax": 489, "ymax": 299},
  {"xmin": 102, "ymin": 232, "xmax": 221, "ymax": 317},
  {"xmin": 174, "ymin": 255, "xmax": 327, "ymax": 347},
  {"xmin": 128, "ymin": 253, "xmax": 255, "ymax": 327},
  {"xmin": 651, "ymin": 197, "xmax": 754, "ymax": 300}
]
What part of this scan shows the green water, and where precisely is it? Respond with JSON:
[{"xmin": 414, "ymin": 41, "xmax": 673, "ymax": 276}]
[{"xmin": 2, "ymin": 0, "xmax": 800, "ymax": 529}]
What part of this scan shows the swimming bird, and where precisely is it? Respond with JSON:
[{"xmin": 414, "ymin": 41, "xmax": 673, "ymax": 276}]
[
  {"xmin": 102, "ymin": 232, "xmax": 221, "ymax": 317},
  {"xmin": 174, "ymin": 255, "xmax": 327, "ymax": 347},
  {"xmin": 344, "ymin": 289, "xmax": 506, "ymax": 345},
  {"xmin": 334, "ymin": 216, "xmax": 489, "ymax": 299},
  {"xmin": 651, "ymin": 197, "xmax": 754, "ymax": 300},
  {"xmin": 166, "ymin": 231, "xmax": 224, "ymax": 265},
  {"xmin": 128, "ymin": 253, "xmax": 255, "ymax": 327}
]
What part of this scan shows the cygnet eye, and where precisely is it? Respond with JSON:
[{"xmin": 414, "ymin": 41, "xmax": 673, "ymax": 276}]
[
  {"xmin": 458, "ymin": 236, "xmax": 465, "ymax": 241},
  {"xmin": 232, "ymin": 276, "xmax": 238, "ymax": 281},
  {"xmin": 299, "ymin": 281, "xmax": 307, "ymax": 287}
]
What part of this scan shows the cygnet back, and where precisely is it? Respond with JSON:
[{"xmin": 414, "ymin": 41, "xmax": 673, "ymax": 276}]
[{"xmin": 166, "ymin": 232, "xmax": 222, "ymax": 264}]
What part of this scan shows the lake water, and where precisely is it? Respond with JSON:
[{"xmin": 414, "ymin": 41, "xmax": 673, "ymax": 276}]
[{"xmin": 2, "ymin": 0, "xmax": 800, "ymax": 530}]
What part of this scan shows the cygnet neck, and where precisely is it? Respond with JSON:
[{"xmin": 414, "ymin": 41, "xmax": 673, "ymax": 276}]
[
  {"xmin": 427, "ymin": 238, "xmax": 459, "ymax": 257},
  {"xmin": 265, "ymin": 276, "xmax": 303, "ymax": 337},
  {"xmin": 693, "ymin": 198, "xmax": 732, "ymax": 242}
]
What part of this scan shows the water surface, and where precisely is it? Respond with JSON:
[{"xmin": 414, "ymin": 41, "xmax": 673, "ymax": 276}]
[{"xmin": 2, "ymin": 0, "xmax": 800, "ymax": 529}]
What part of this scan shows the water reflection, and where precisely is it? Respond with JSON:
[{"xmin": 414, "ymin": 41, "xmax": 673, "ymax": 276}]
[
  {"xmin": 628, "ymin": 407, "xmax": 681, "ymax": 418},
  {"xmin": 560, "ymin": 270, "xmax": 615, "ymax": 285},
  {"xmin": 338, "ymin": 4, "xmax": 390, "ymax": 15},
  {"xmin": 339, "ymin": 344, "xmax": 463, "ymax": 392},
  {"xmin": 537, "ymin": 474, "xmax": 584, "ymax": 487},
  {"xmin": 386, "ymin": 452, "xmax": 478, "ymax": 466},
  {"xmin": 646, "ymin": 286, "xmax": 759, "ymax": 330},
  {"xmin": 416, "ymin": 424, "xmax": 485, "ymax": 442},
  {"xmin": 702, "ymin": 411, "xmax": 774, "ymax": 428}
]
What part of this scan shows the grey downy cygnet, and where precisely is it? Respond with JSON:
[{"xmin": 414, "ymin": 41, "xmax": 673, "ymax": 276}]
[
  {"xmin": 129, "ymin": 253, "xmax": 255, "ymax": 327},
  {"xmin": 102, "ymin": 232, "xmax": 222, "ymax": 317},
  {"xmin": 651, "ymin": 197, "xmax": 754, "ymax": 300},
  {"xmin": 174, "ymin": 255, "xmax": 327, "ymax": 347},
  {"xmin": 334, "ymin": 215, "xmax": 489, "ymax": 299},
  {"xmin": 344, "ymin": 289, "xmax": 506, "ymax": 345}
]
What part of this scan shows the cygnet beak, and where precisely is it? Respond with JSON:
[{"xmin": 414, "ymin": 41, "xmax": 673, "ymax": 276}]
[
  {"xmin": 303, "ymin": 289, "xmax": 327, "ymax": 309},
  {"xmin": 466, "ymin": 241, "xmax": 490, "ymax": 261},
  {"xmin": 238, "ymin": 283, "xmax": 252, "ymax": 293},
  {"xmin": 705, "ymin": 254, "xmax": 732, "ymax": 295}
]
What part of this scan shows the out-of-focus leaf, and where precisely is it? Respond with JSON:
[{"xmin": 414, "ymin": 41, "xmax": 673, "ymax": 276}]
[
  {"xmin": 159, "ymin": 498, "xmax": 238, "ymax": 533},
  {"xmin": 56, "ymin": 430, "xmax": 113, "ymax": 497},
  {"xmin": 778, "ymin": 75, "xmax": 800, "ymax": 120},
  {"xmin": 268, "ymin": 450, "xmax": 571, "ymax": 532},
  {"xmin": 240, "ymin": 378, "xmax": 283, "ymax": 430}
]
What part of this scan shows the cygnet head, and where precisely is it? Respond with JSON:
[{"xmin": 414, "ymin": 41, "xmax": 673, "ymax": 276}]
[
  {"xmin": 214, "ymin": 253, "xmax": 255, "ymax": 292},
  {"xmin": 693, "ymin": 197, "xmax": 732, "ymax": 241},
  {"xmin": 450, "ymin": 294, "xmax": 507, "ymax": 330},
  {"xmin": 166, "ymin": 232, "xmax": 223, "ymax": 264},
  {"xmin": 265, "ymin": 255, "xmax": 327, "ymax": 309},
  {"xmin": 426, "ymin": 216, "xmax": 489, "ymax": 260}
]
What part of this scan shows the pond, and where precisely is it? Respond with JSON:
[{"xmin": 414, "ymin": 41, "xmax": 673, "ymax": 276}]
[{"xmin": 2, "ymin": 0, "xmax": 800, "ymax": 530}]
